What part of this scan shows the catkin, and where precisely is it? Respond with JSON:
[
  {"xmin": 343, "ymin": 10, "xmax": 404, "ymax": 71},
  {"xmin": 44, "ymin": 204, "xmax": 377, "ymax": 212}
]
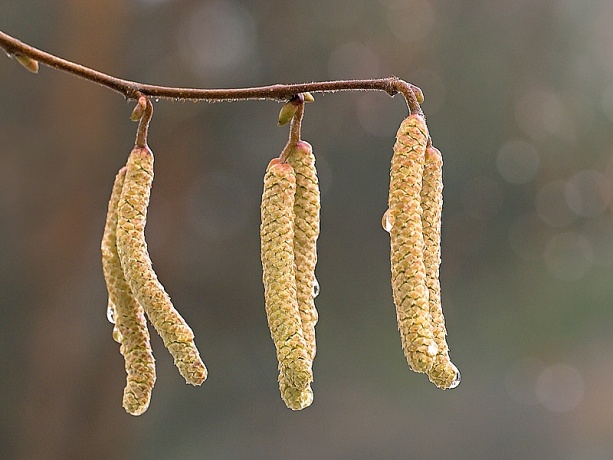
[
  {"xmin": 421, "ymin": 145, "xmax": 460, "ymax": 389},
  {"xmin": 285, "ymin": 140, "xmax": 320, "ymax": 362},
  {"xmin": 388, "ymin": 114, "xmax": 438, "ymax": 374},
  {"xmin": 260, "ymin": 158, "xmax": 313, "ymax": 410},
  {"xmin": 102, "ymin": 167, "xmax": 156, "ymax": 415},
  {"xmin": 116, "ymin": 146, "xmax": 207, "ymax": 386}
]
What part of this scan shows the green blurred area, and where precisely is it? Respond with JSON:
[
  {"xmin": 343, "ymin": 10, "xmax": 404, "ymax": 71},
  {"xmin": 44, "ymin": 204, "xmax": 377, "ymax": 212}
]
[{"xmin": 2, "ymin": 1, "xmax": 613, "ymax": 458}]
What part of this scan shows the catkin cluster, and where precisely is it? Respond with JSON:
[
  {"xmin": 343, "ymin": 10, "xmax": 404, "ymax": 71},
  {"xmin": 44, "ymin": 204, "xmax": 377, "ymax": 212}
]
[
  {"xmin": 260, "ymin": 140, "xmax": 320, "ymax": 410},
  {"xmin": 386, "ymin": 114, "xmax": 460, "ymax": 390},
  {"xmin": 99, "ymin": 90, "xmax": 458, "ymax": 415},
  {"xmin": 102, "ymin": 145, "xmax": 207, "ymax": 415}
]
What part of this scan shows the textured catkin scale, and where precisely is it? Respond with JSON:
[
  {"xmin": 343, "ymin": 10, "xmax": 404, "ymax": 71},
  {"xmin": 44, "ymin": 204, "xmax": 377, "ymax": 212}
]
[
  {"xmin": 116, "ymin": 146, "xmax": 207, "ymax": 386},
  {"xmin": 388, "ymin": 114, "xmax": 438, "ymax": 374},
  {"xmin": 279, "ymin": 377, "xmax": 314, "ymax": 411},
  {"xmin": 421, "ymin": 145, "xmax": 460, "ymax": 389},
  {"xmin": 285, "ymin": 140, "xmax": 320, "ymax": 363},
  {"xmin": 101, "ymin": 167, "xmax": 156, "ymax": 415},
  {"xmin": 260, "ymin": 158, "xmax": 313, "ymax": 410}
]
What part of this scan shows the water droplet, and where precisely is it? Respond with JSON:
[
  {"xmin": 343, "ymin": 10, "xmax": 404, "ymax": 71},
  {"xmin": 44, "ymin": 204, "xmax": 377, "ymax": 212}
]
[
  {"xmin": 449, "ymin": 364, "xmax": 461, "ymax": 389},
  {"xmin": 106, "ymin": 303, "xmax": 116, "ymax": 324},
  {"xmin": 154, "ymin": 98, "xmax": 160, "ymax": 103},
  {"xmin": 312, "ymin": 276, "xmax": 320, "ymax": 298},
  {"xmin": 381, "ymin": 209, "xmax": 394, "ymax": 233},
  {"xmin": 112, "ymin": 326, "xmax": 123, "ymax": 344}
]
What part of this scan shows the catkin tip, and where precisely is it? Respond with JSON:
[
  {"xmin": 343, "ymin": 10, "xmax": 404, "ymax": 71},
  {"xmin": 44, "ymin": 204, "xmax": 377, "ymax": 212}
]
[
  {"xmin": 280, "ymin": 379, "xmax": 314, "ymax": 411},
  {"xmin": 428, "ymin": 357, "xmax": 461, "ymax": 390}
]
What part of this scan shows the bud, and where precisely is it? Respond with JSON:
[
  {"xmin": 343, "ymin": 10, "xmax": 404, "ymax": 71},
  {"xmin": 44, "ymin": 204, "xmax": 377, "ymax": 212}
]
[
  {"xmin": 14, "ymin": 53, "xmax": 39, "ymax": 74},
  {"xmin": 130, "ymin": 96, "xmax": 148, "ymax": 121},
  {"xmin": 411, "ymin": 85, "xmax": 424, "ymax": 104},
  {"xmin": 302, "ymin": 92, "xmax": 315, "ymax": 103},
  {"xmin": 278, "ymin": 100, "xmax": 300, "ymax": 125}
]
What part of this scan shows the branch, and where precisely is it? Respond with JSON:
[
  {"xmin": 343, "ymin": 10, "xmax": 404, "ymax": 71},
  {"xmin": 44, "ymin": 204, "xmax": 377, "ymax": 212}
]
[{"xmin": 0, "ymin": 30, "xmax": 423, "ymax": 114}]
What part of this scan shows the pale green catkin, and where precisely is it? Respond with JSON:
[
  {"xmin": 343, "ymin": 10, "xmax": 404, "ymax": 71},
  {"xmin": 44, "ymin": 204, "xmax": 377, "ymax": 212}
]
[
  {"xmin": 388, "ymin": 114, "xmax": 438, "ymax": 374},
  {"xmin": 260, "ymin": 158, "xmax": 313, "ymax": 410},
  {"xmin": 116, "ymin": 146, "xmax": 207, "ymax": 386},
  {"xmin": 101, "ymin": 166, "xmax": 156, "ymax": 415},
  {"xmin": 421, "ymin": 145, "xmax": 460, "ymax": 389},
  {"xmin": 286, "ymin": 140, "xmax": 320, "ymax": 363}
]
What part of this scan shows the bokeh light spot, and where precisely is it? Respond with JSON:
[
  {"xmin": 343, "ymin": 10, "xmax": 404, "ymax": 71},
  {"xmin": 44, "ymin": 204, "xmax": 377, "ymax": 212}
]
[
  {"xmin": 582, "ymin": 216, "xmax": 613, "ymax": 267},
  {"xmin": 386, "ymin": 0, "xmax": 435, "ymax": 42},
  {"xmin": 535, "ymin": 364, "xmax": 585, "ymax": 413},
  {"xmin": 515, "ymin": 90, "xmax": 568, "ymax": 141},
  {"xmin": 564, "ymin": 170, "xmax": 611, "ymax": 218},
  {"xmin": 178, "ymin": 1, "xmax": 256, "ymax": 76}
]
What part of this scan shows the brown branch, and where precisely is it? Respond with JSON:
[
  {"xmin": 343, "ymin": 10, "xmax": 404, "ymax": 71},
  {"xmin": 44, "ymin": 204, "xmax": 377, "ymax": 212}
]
[{"xmin": 0, "ymin": 30, "xmax": 423, "ymax": 113}]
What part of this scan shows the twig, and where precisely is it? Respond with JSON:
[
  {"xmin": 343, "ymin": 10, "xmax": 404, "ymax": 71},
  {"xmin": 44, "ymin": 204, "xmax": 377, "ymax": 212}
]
[{"xmin": 0, "ymin": 30, "xmax": 423, "ymax": 112}]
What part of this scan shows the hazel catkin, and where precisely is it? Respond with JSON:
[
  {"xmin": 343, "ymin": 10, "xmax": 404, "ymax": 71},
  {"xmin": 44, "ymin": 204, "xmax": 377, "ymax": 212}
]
[
  {"xmin": 388, "ymin": 114, "xmax": 438, "ymax": 374},
  {"xmin": 260, "ymin": 158, "xmax": 313, "ymax": 410},
  {"xmin": 102, "ymin": 166, "xmax": 156, "ymax": 415},
  {"xmin": 285, "ymin": 140, "xmax": 320, "ymax": 363},
  {"xmin": 116, "ymin": 146, "xmax": 207, "ymax": 386},
  {"xmin": 421, "ymin": 144, "xmax": 460, "ymax": 389}
]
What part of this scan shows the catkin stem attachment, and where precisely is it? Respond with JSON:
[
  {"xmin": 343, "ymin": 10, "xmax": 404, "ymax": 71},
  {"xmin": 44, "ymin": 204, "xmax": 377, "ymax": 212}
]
[
  {"xmin": 421, "ymin": 144, "xmax": 460, "ymax": 389},
  {"xmin": 388, "ymin": 114, "xmax": 438, "ymax": 374},
  {"xmin": 116, "ymin": 146, "xmax": 207, "ymax": 386},
  {"xmin": 285, "ymin": 140, "xmax": 320, "ymax": 362},
  {"xmin": 260, "ymin": 158, "xmax": 314, "ymax": 410},
  {"xmin": 102, "ymin": 167, "xmax": 156, "ymax": 415}
]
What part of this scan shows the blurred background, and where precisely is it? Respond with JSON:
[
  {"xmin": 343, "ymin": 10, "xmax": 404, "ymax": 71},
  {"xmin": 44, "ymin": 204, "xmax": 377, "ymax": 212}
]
[{"xmin": 1, "ymin": 0, "xmax": 613, "ymax": 458}]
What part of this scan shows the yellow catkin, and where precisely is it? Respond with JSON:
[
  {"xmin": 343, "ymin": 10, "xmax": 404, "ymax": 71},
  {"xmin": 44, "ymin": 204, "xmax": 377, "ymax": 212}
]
[
  {"xmin": 116, "ymin": 146, "xmax": 207, "ymax": 386},
  {"xmin": 102, "ymin": 167, "xmax": 156, "ymax": 415},
  {"xmin": 286, "ymin": 140, "xmax": 320, "ymax": 363},
  {"xmin": 421, "ymin": 145, "xmax": 460, "ymax": 389},
  {"xmin": 260, "ymin": 158, "xmax": 313, "ymax": 410},
  {"xmin": 388, "ymin": 114, "xmax": 438, "ymax": 374}
]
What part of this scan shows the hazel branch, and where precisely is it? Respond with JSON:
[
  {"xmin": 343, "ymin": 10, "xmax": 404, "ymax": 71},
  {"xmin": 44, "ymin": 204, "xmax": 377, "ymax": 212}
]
[{"xmin": 0, "ymin": 30, "xmax": 423, "ymax": 111}]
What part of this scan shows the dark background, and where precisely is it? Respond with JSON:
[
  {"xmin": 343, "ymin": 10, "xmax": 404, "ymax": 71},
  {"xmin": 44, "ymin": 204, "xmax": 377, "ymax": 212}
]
[{"xmin": 2, "ymin": 1, "xmax": 613, "ymax": 459}]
